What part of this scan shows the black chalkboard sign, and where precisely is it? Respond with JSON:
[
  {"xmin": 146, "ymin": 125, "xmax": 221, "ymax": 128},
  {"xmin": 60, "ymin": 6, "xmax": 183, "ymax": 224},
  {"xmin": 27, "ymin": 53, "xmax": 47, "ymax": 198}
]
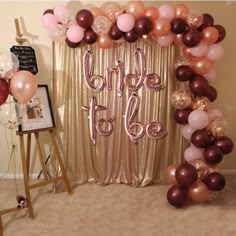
[{"xmin": 10, "ymin": 45, "xmax": 38, "ymax": 75}]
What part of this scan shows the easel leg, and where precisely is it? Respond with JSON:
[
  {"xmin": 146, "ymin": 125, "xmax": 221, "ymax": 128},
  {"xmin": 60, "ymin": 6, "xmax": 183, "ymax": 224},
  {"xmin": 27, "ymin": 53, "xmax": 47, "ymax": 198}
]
[
  {"xmin": 34, "ymin": 132, "xmax": 49, "ymax": 180},
  {"xmin": 19, "ymin": 134, "xmax": 34, "ymax": 218},
  {"xmin": 0, "ymin": 215, "xmax": 3, "ymax": 236},
  {"xmin": 49, "ymin": 130, "xmax": 73, "ymax": 194},
  {"xmin": 26, "ymin": 133, "xmax": 31, "ymax": 177}
]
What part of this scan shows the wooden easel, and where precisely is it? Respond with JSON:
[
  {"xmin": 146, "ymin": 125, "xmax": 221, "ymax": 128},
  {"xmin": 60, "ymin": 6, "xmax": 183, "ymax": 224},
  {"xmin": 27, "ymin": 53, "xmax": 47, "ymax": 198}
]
[{"xmin": 16, "ymin": 127, "xmax": 73, "ymax": 219}]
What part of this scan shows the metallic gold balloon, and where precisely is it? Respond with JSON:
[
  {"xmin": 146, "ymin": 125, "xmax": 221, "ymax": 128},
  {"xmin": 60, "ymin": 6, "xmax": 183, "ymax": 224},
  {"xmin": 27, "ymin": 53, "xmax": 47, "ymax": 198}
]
[
  {"xmin": 191, "ymin": 96, "xmax": 210, "ymax": 111},
  {"xmin": 189, "ymin": 159, "xmax": 210, "ymax": 180},
  {"xmin": 171, "ymin": 89, "xmax": 192, "ymax": 109}
]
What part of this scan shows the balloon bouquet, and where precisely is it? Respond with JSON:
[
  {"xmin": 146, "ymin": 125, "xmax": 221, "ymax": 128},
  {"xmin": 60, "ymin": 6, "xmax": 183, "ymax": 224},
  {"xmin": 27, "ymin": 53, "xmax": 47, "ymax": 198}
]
[{"xmin": 0, "ymin": 51, "xmax": 37, "ymax": 129}]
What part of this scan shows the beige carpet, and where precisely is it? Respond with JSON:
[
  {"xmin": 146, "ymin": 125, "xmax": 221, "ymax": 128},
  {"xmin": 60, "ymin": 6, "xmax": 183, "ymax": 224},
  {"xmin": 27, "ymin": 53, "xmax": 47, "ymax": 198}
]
[{"xmin": 1, "ymin": 175, "xmax": 236, "ymax": 236}]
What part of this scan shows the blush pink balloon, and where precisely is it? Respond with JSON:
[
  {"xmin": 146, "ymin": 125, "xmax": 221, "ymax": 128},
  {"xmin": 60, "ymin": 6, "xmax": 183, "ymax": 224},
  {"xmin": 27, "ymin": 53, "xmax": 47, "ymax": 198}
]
[
  {"xmin": 67, "ymin": 24, "xmax": 84, "ymax": 43},
  {"xmin": 10, "ymin": 70, "xmax": 38, "ymax": 105},
  {"xmin": 157, "ymin": 33, "xmax": 174, "ymax": 46},
  {"xmin": 182, "ymin": 124, "xmax": 196, "ymax": 140},
  {"xmin": 184, "ymin": 145, "xmax": 204, "ymax": 162},
  {"xmin": 53, "ymin": 5, "xmax": 69, "ymax": 22},
  {"xmin": 207, "ymin": 108, "xmax": 224, "ymax": 121},
  {"xmin": 159, "ymin": 4, "xmax": 176, "ymax": 20},
  {"xmin": 207, "ymin": 44, "xmax": 225, "ymax": 61},
  {"xmin": 203, "ymin": 68, "xmax": 216, "ymax": 83},
  {"xmin": 41, "ymin": 13, "xmax": 59, "ymax": 30},
  {"xmin": 117, "ymin": 13, "xmax": 135, "ymax": 32},
  {"xmin": 188, "ymin": 110, "xmax": 209, "ymax": 130},
  {"xmin": 190, "ymin": 41, "xmax": 209, "ymax": 57}
]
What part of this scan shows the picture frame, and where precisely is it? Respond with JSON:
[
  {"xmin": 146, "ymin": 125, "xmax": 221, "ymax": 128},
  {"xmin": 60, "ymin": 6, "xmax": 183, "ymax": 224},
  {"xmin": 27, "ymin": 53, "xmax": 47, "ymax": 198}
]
[{"xmin": 17, "ymin": 84, "xmax": 55, "ymax": 132}]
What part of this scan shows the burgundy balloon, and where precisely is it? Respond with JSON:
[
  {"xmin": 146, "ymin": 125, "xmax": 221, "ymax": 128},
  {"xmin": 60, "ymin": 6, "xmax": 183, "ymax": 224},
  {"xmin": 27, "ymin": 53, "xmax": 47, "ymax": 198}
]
[
  {"xmin": 175, "ymin": 65, "xmax": 195, "ymax": 81},
  {"xmin": 171, "ymin": 18, "xmax": 186, "ymax": 34},
  {"xmin": 204, "ymin": 145, "xmax": 224, "ymax": 164},
  {"xmin": 134, "ymin": 16, "xmax": 153, "ymax": 35},
  {"xmin": 214, "ymin": 25, "xmax": 226, "ymax": 43},
  {"xmin": 66, "ymin": 38, "xmax": 80, "ymax": 48},
  {"xmin": 214, "ymin": 136, "xmax": 234, "ymax": 154},
  {"xmin": 189, "ymin": 74, "xmax": 209, "ymax": 96},
  {"xmin": 205, "ymin": 85, "xmax": 217, "ymax": 102},
  {"xmin": 83, "ymin": 28, "xmax": 97, "ymax": 44},
  {"xmin": 124, "ymin": 30, "xmax": 139, "ymax": 43},
  {"xmin": 0, "ymin": 79, "xmax": 9, "ymax": 105},
  {"xmin": 43, "ymin": 9, "xmax": 54, "ymax": 15},
  {"xmin": 167, "ymin": 185, "xmax": 188, "ymax": 208},
  {"xmin": 203, "ymin": 172, "xmax": 226, "ymax": 191},
  {"xmin": 109, "ymin": 24, "xmax": 124, "ymax": 40},
  {"xmin": 198, "ymin": 13, "xmax": 214, "ymax": 31},
  {"xmin": 175, "ymin": 163, "xmax": 198, "ymax": 187},
  {"xmin": 76, "ymin": 9, "xmax": 94, "ymax": 29},
  {"xmin": 191, "ymin": 129, "xmax": 212, "ymax": 148},
  {"xmin": 182, "ymin": 29, "xmax": 201, "ymax": 48},
  {"xmin": 174, "ymin": 108, "xmax": 192, "ymax": 125}
]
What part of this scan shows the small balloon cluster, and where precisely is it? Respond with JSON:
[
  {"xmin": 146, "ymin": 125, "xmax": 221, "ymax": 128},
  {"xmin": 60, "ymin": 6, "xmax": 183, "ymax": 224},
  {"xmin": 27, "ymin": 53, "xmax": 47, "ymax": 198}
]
[
  {"xmin": 16, "ymin": 194, "xmax": 26, "ymax": 209},
  {"xmin": 41, "ymin": 2, "xmax": 226, "ymax": 49},
  {"xmin": 0, "ymin": 52, "xmax": 38, "ymax": 129}
]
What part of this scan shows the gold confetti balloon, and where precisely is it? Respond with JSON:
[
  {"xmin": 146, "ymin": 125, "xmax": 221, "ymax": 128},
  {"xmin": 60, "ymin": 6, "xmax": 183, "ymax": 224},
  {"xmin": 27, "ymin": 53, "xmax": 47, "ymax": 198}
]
[
  {"xmin": 189, "ymin": 159, "xmax": 210, "ymax": 180},
  {"xmin": 191, "ymin": 96, "xmax": 210, "ymax": 111},
  {"xmin": 105, "ymin": 3, "xmax": 123, "ymax": 24},
  {"xmin": 171, "ymin": 89, "xmax": 192, "ymax": 109}
]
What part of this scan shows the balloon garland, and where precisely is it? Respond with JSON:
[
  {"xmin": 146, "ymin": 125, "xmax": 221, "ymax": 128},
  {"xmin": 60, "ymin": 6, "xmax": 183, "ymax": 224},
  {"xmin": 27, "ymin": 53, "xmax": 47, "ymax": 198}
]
[{"xmin": 41, "ymin": 1, "xmax": 234, "ymax": 207}]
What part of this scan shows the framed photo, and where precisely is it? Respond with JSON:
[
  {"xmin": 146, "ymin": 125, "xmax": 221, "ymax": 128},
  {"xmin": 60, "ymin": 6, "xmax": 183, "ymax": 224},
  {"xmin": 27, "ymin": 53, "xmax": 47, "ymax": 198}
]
[{"xmin": 17, "ymin": 84, "xmax": 55, "ymax": 132}]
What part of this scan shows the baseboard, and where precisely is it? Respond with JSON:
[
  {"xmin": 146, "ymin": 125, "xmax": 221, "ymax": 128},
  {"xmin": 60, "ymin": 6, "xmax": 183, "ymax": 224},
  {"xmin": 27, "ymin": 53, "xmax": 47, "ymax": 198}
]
[
  {"xmin": 221, "ymin": 170, "xmax": 236, "ymax": 175},
  {"xmin": 0, "ymin": 173, "xmax": 39, "ymax": 179},
  {"xmin": 1, "ymin": 170, "xmax": 236, "ymax": 179}
]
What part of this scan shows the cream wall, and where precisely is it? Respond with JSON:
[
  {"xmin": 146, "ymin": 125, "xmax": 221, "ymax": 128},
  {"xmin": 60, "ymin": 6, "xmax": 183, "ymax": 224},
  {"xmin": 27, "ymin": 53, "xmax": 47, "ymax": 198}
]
[{"xmin": 0, "ymin": 1, "xmax": 235, "ymax": 177}]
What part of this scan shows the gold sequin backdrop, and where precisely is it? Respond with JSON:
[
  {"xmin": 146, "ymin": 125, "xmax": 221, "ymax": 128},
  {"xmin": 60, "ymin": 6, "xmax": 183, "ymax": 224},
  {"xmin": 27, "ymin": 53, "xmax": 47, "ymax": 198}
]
[{"xmin": 52, "ymin": 39, "xmax": 184, "ymax": 187}]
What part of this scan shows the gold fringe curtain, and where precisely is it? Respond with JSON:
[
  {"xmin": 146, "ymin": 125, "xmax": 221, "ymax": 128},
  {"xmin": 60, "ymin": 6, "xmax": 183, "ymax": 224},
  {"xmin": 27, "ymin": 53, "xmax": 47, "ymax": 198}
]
[{"xmin": 52, "ymin": 39, "xmax": 184, "ymax": 187}]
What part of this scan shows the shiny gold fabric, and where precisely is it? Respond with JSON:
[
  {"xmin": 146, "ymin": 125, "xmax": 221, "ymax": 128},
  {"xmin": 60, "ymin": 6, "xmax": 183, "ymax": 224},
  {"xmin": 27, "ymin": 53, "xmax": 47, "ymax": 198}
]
[{"xmin": 51, "ymin": 39, "xmax": 184, "ymax": 187}]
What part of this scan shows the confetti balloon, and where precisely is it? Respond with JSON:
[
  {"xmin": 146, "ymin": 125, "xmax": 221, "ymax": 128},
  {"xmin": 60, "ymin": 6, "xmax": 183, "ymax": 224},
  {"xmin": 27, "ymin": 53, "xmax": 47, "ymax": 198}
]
[
  {"xmin": 92, "ymin": 16, "xmax": 112, "ymax": 35},
  {"xmin": 171, "ymin": 89, "xmax": 192, "ymax": 109},
  {"xmin": 105, "ymin": 3, "xmax": 123, "ymax": 23},
  {"xmin": 0, "ymin": 52, "xmax": 19, "ymax": 80}
]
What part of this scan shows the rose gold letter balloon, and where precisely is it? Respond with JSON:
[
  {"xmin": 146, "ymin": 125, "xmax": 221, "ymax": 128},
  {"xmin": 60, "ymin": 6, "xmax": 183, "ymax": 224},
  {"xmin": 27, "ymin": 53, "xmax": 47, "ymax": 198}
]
[{"xmin": 10, "ymin": 70, "xmax": 38, "ymax": 104}]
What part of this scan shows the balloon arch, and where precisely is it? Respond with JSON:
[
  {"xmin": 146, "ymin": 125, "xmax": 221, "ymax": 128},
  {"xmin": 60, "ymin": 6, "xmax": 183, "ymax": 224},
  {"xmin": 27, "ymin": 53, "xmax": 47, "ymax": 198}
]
[{"xmin": 0, "ymin": 1, "xmax": 233, "ymax": 208}]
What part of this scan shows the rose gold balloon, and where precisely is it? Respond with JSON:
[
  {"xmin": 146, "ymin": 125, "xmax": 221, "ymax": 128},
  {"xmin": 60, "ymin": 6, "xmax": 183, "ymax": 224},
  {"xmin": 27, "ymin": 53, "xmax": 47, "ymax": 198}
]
[
  {"xmin": 186, "ymin": 11, "xmax": 203, "ymax": 29},
  {"xmin": 191, "ymin": 97, "xmax": 210, "ymax": 111},
  {"xmin": 188, "ymin": 180, "xmax": 209, "ymax": 203},
  {"xmin": 192, "ymin": 56, "xmax": 212, "ymax": 75},
  {"xmin": 10, "ymin": 70, "xmax": 37, "ymax": 105},
  {"xmin": 175, "ymin": 3, "xmax": 189, "ymax": 20},
  {"xmin": 126, "ymin": 0, "xmax": 145, "ymax": 19},
  {"xmin": 144, "ymin": 6, "xmax": 159, "ymax": 22},
  {"xmin": 174, "ymin": 34, "xmax": 183, "ymax": 46},
  {"xmin": 153, "ymin": 18, "xmax": 171, "ymax": 37},
  {"xmin": 165, "ymin": 164, "xmax": 178, "ymax": 185},
  {"xmin": 189, "ymin": 159, "xmax": 210, "ymax": 180},
  {"xmin": 90, "ymin": 7, "xmax": 105, "ymax": 18},
  {"xmin": 202, "ymin": 27, "xmax": 219, "ymax": 45},
  {"xmin": 183, "ymin": 46, "xmax": 195, "ymax": 60},
  {"xmin": 97, "ymin": 34, "xmax": 113, "ymax": 49}
]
